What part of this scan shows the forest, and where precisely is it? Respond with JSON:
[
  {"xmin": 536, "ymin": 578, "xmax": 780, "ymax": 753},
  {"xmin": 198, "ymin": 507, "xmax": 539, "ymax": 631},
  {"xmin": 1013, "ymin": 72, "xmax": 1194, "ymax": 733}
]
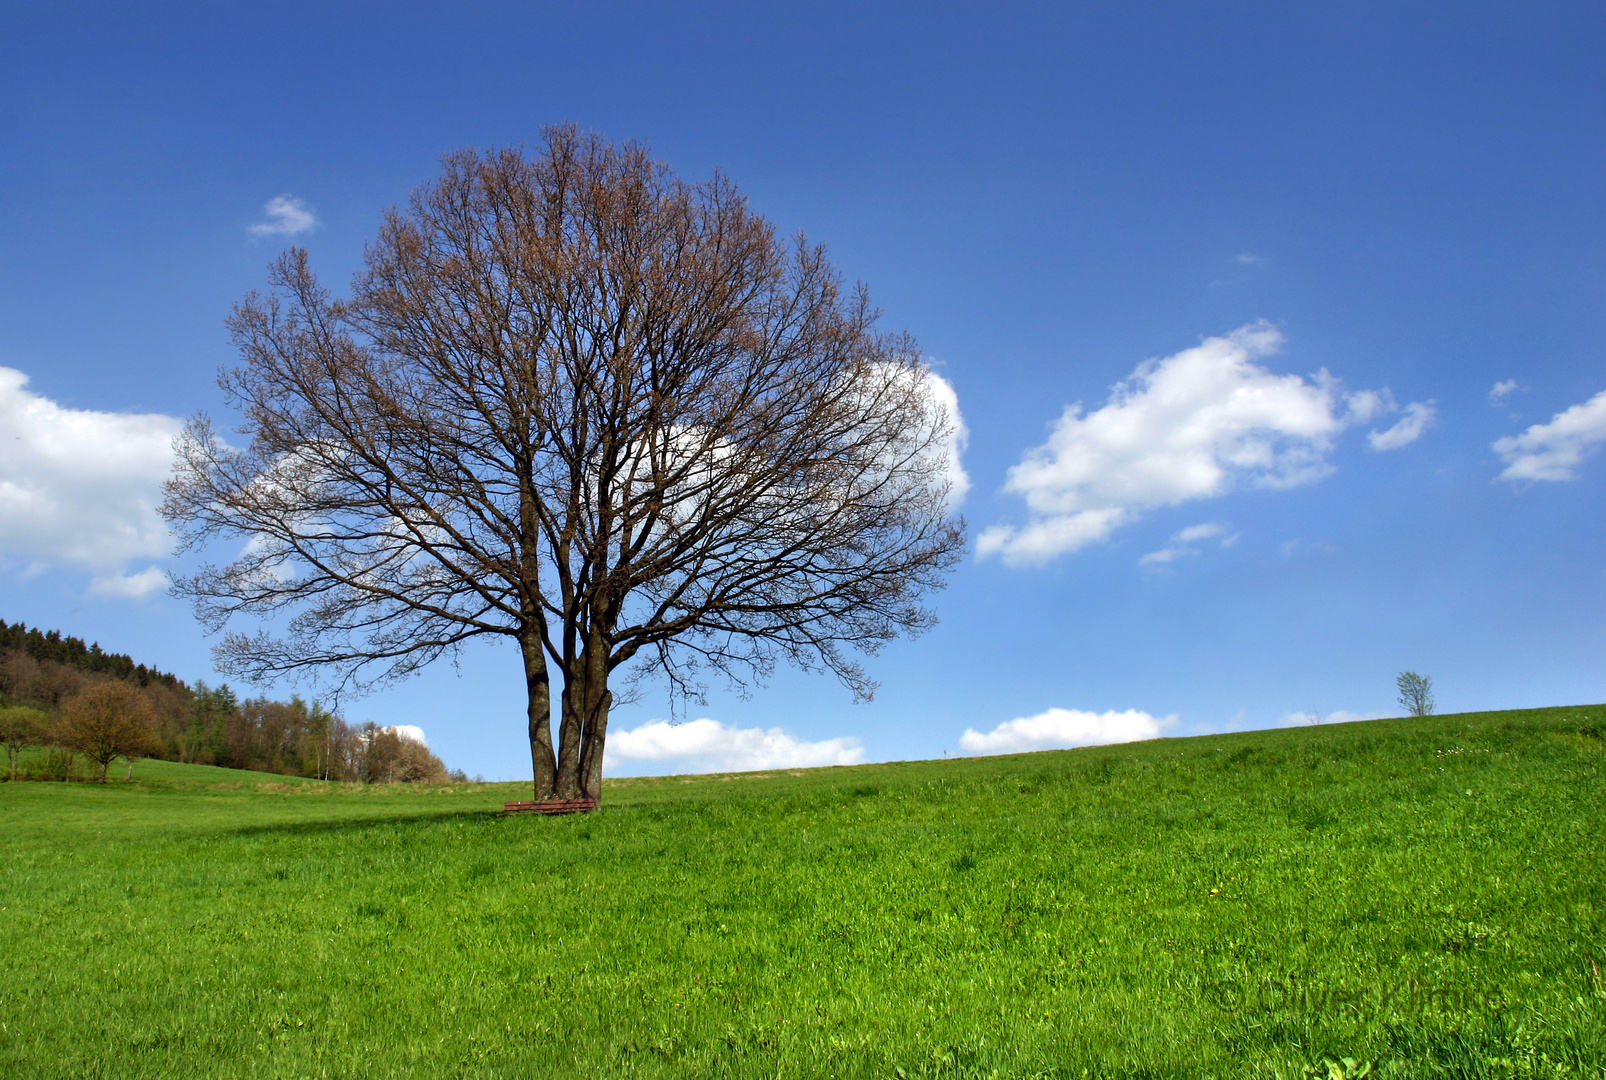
[{"xmin": 0, "ymin": 619, "xmax": 461, "ymax": 783}]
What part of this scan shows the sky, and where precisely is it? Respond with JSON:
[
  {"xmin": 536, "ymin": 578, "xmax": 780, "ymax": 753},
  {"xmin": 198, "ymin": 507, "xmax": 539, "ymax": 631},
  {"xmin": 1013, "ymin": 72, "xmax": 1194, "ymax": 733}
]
[{"xmin": 1, "ymin": 1, "xmax": 1602, "ymax": 781}]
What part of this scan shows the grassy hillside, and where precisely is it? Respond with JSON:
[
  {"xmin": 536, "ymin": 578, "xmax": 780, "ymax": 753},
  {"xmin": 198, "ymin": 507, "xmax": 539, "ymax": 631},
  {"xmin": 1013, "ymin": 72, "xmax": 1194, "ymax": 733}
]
[{"xmin": 1, "ymin": 706, "xmax": 1602, "ymax": 1079}]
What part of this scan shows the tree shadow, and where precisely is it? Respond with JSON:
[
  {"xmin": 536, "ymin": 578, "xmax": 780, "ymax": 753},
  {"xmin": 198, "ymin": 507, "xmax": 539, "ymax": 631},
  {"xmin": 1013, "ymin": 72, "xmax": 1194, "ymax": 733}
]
[{"xmin": 226, "ymin": 805, "xmax": 499, "ymax": 838}]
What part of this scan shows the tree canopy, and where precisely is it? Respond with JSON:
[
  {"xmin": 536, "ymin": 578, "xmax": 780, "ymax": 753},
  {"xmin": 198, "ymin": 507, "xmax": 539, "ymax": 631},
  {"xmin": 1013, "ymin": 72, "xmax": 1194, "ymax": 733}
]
[{"xmin": 57, "ymin": 683, "xmax": 157, "ymax": 782}]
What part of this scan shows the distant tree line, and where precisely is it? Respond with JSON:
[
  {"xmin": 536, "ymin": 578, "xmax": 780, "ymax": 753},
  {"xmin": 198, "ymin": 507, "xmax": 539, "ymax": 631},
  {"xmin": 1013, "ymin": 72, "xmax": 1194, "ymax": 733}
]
[
  {"xmin": 0, "ymin": 619, "xmax": 462, "ymax": 783},
  {"xmin": 0, "ymin": 619, "xmax": 185, "ymax": 691}
]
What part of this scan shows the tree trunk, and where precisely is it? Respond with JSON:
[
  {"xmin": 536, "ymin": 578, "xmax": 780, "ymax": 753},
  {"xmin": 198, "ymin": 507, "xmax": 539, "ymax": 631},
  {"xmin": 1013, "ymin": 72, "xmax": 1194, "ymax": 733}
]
[
  {"xmin": 98, "ymin": 758, "xmax": 108, "ymax": 782},
  {"xmin": 555, "ymin": 639, "xmax": 610, "ymax": 800},
  {"xmin": 554, "ymin": 676, "xmax": 585, "ymax": 799},
  {"xmin": 523, "ymin": 633, "xmax": 557, "ymax": 799},
  {"xmin": 578, "ymin": 687, "xmax": 611, "ymax": 800},
  {"xmin": 125, "ymin": 758, "xmax": 134, "ymax": 781}
]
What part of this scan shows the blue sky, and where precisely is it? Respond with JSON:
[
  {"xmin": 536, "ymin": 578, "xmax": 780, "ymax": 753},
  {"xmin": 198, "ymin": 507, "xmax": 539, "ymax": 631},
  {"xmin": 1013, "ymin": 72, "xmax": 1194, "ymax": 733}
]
[{"xmin": 2, "ymin": 2, "xmax": 1602, "ymax": 779}]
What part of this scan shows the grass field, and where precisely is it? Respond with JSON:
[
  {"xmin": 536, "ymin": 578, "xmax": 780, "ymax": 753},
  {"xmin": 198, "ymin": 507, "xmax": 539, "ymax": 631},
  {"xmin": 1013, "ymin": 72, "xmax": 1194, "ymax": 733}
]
[{"xmin": 1, "ymin": 706, "xmax": 1602, "ymax": 1079}]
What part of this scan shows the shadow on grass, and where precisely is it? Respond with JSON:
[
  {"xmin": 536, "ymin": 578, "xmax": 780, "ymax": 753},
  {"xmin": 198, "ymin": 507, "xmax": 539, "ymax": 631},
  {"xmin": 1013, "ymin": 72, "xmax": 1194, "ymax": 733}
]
[{"xmin": 226, "ymin": 806, "xmax": 499, "ymax": 838}]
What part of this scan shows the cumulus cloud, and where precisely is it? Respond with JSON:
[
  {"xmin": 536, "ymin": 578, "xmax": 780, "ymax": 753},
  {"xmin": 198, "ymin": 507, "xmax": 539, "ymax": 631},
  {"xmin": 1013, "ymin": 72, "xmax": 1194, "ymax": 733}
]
[
  {"xmin": 1492, "ymin": 389, "xmax": 1606, "ymax": 482},
  {"xmin": 1488, "ymin": 379, "xmax": 1520, "ymax": 405},
  {"xmin": 1367, "ymin": 400, "xmax": 1436, "ymax": 451},
  {"xmin": 958, "ymin": 707, "xmax": 1169, "ymax": 755},
  {"xmin": 0, "ymin": 367, "xmax": 180, "ymax": 588},
  {"xmin": 248, "ymin": 195, "xmax": 317, "ymax": 237},
  {"xmin": 388, "ymin": 724, "xmax": 427, "ymax": 747},
  {"xmin": 603, "ymin": 717, "xmax": 864, "ymax": 775},
  {"xmin": 922, "ymin": 368, "xmax": 971, "ymax": 508},
  {"xmin": 1138, "ymin": 521, "xmax": 1237, "ymax": 568},
  {"xmin": 977, "ymin": 323, "xmax": 1432, "ymax": 566}
]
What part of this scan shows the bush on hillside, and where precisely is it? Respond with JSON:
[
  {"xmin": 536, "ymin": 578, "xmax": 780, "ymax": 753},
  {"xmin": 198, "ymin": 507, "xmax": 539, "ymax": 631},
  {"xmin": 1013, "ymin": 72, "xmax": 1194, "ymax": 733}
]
[
  {"xmin": 0, "ymin": 704, "xmax": 49, "ymax": 780},
  {"xmin": 21, "ymin": 748, "xmax": 84, "ymax": 782}
]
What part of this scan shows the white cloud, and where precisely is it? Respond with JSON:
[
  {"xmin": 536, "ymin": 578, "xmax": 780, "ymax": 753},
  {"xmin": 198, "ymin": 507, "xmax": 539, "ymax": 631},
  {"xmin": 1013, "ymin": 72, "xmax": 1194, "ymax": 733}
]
[
  {"xmin": 1280, "ymin": 709, "xmax": 1384, "ymax": 726},
  {"xmin": 1137, "ymin": 546, "xmax": 1187, "ymax": 567},
  {"xmin": 1328, "ymin": 710, "xmax": 1381, "ymax": 724},
  {"xmin": 976, "ymin": 508, "xmax": 1129, "ymax": 567},
  {"xmin": 1367, "ymin": 400, "xmax": 1436, "ymax": 451},
  {"xmin": 0, "ymin": 367, "xmax": 180, "ymax": 585},
  {"xmin": 978, "ymin": 323, "xmax": 1432, "ymax": 566},
  {"xmin": 958, "ymin": 707, "xmax": 1169, "ymax": 755},
  {"xmin": 248, "ymin": 195, "xmax": 317, "ymax": 237},
  {"xmin": 1492, "ymin": 389, "xmax": 1606, "ymax": 482},
  {"xmin": 1138, "ymin": 521, "xmax": 1237, "ymax": 568},
  {"xmin": 603, "ymin": 717, "xmax": 864, "ymax": 775},
  {"xmin": 1488, "ymin": 379, "xmax": 1520, "ymax": 405},
  {"xmin": 1174, "ymin": 521, "xmax": 1229, "ymax": 544},
  {"xmin": 922, "ymin": 368, "xmax": 971, "ymax": 508},
  {"xmin": 1237, "ymin": 253, "xmax": 1263, "ymax": 265},
  {"xmin": 87, "ymin": 566, "xmax": 169, "ymax": 599},
  {"xmin": 387, "ymin": 724, "xmax": 427, "ymax": 747}
]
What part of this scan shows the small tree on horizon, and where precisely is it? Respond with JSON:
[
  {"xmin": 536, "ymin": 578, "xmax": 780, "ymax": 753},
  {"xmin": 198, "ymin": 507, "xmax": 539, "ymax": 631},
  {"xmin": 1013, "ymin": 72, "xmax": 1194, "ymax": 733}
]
[
  {"xmin": 57, "ymin": 683, "xmax": 157, "ymax": 782},
  {"xmin": 1396, "ymin": 671, "xmax": 1434, "ymax": 717},
  {"xmin": 0, "ymin": 705, "xmax": 50, "ymax": 780}
]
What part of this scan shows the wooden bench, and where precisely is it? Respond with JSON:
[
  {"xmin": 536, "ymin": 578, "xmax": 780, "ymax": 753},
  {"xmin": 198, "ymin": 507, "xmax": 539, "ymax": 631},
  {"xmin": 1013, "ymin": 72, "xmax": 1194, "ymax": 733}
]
[{"xmin": 500, "ymin": 796, "xmax": 598, "ymax": 816}]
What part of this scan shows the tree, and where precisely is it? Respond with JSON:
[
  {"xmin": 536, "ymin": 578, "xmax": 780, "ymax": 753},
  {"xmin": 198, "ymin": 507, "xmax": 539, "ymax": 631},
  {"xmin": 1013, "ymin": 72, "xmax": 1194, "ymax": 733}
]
[
  {"xmin": 352, "ymin": 723, "xmax": 449, "ymax": 784},
  {"xmin": 57, "ymin": 683, "xmax": 157, "ymax": 782},
  {"xmin": 184, "ymin": 680, "xmax": 239, "ymax": 765},
  {"xmin": 0, "ymin": 705, "xmax": 50, "ymax": 780},
  {"xmin": 163, "ymin": 126, "xmax": 965, "ymax": 802},
  {"xmin": 1396, "ymin": 672, "xmax": 1434, "ymax": 717},
  {"xmin": 392, "ymin": 737, "xmax": 449, "ymax": 784}
]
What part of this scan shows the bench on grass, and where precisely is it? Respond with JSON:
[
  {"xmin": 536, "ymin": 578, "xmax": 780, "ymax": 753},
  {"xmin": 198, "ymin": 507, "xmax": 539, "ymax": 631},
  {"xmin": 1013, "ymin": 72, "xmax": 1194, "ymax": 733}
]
[{"xmin": 500, "ymin": 796, "xmax": 598, "ymax": 816}]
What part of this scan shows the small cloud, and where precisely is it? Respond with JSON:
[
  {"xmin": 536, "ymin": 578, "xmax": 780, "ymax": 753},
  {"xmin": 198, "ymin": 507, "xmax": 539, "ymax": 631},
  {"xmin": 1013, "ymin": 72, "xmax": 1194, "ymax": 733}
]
[
  {"xmin": 1139, "ymin": 521, "xmax": 1237, "ymax": 568},
  {"xmin": 1281, "ymin": 538, "xmax": 1338, "ymax": 559},
  {"xmin": 248, "ymin": 195, "xmax": 317, "ymax": 237},
  {"xmin": 1344, "ymin": 388, "xmax": 1393, "ymax": 424},
  {"xmin": 604, "ymin": 718, "xmax": 863, "ymax": 775},
  {"xmin": 1279, "ymin": 709, "xmax": 1383, "ymax": 727},
  {"xmin": 1236, "ymin": 253, "xmax": 1263, "ymax": 265},
  {"xmin": 958, "ymin": 707, "xmax": 1169, "ymax": 755},
  {"xmin": 1174, "ymin": 521, "xmax": 1228, "ymax": 544},
  {"xmin": 387, "ymin": 725, "xmax": 427, "ymax": 747},
  {"xmin": 1488, "ymin": 379, "xmax": 1520, "ymax": 405},
  {"xmin": 1368, "ymin": 400, "xmax": 1437, "ymax": 451},
  {"xmin": 977, "ymin": 508, "xmax": 1131, "ymax": 566},
  {"xmin": 1137, "ymin": 545, "xmax": 1190, "ymax": 568},
  {"xmin": 88, "ymin": 566, "xmax": 169, "ymax": 599},
  {"xmin": 1327, "ymin": 710, "xmax": 1382, "ymax": 724},
  {"xmin": 1493, "ymin": 389, "xmax": 1606, "ymax": 482}
]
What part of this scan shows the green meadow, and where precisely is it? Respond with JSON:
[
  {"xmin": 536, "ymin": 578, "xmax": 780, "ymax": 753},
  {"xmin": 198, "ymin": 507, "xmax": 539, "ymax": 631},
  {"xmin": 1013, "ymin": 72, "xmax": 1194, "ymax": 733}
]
[{"xmin": 1, "ymin": 707, "xmax": 1602, "ymax": 1079}]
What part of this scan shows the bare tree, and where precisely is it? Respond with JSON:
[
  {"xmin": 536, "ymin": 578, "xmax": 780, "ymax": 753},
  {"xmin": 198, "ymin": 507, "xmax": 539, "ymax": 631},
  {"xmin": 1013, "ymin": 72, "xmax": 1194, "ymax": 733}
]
[
  {"xmin": 57, "ymin": 683, "xmax": 157, "ymax": 782},
  {"xmin": 163, "ymin": 126, "xmax": 965, "ymax": 802},
  {"xmin": 1396, "ymin": 671, "xmax": 1434, "ymax": 717}
]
